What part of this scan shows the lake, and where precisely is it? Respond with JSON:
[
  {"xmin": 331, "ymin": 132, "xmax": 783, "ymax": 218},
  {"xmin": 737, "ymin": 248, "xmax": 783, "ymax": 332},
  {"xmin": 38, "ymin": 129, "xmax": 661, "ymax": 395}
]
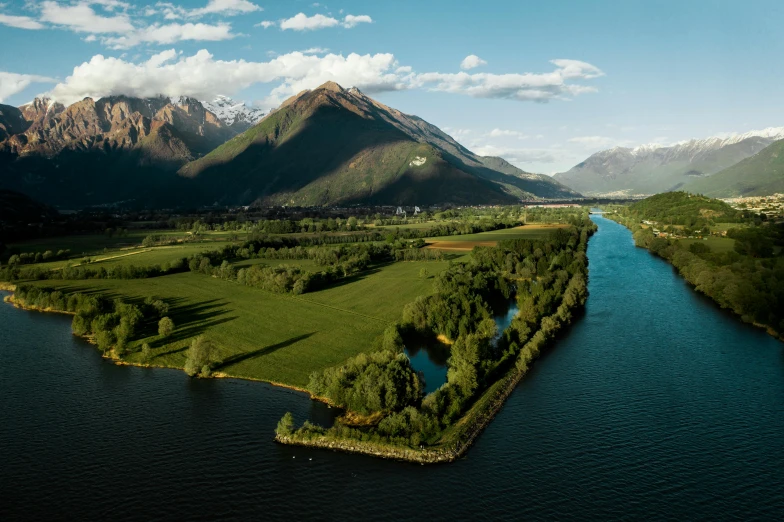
[{"xmin": 2, "ymin": 215, "xmax": 783, "ymax": 520}]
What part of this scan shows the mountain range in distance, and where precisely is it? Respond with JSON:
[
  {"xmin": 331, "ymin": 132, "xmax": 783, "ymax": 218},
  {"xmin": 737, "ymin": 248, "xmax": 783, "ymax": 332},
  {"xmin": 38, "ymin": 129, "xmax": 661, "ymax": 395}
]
[
  {"xmin": 554, "ymin": 128, "xmax": 784, "ymax": 198},
  {"xmin": 0, "ymin": 83, "xmax": 578, "ymax": 209}
]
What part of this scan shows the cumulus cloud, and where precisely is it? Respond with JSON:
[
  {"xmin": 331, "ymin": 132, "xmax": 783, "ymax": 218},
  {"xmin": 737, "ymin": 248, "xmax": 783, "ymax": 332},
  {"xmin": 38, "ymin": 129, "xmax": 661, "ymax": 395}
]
[
  {"xmin": 342, "ymin": 14, "xmax": 372, "ymax": 28},
  {"xmin": 256, "ymin": 20, "xmax": 274, "ymax": 28},
  {"xmin": 102, "ymin": 22, "xmax": 236, "ymax": 48},
  {"xmin": 278, "ymin": 12, "xmax": 372, "ymax": 31},
  {"xmin": 460, "ymin": 54, "xmax": 486, "ymax": 70},
  {"xmin": 280, "ymin": 13, "xmax": 338, "ymax": 30},
  {"xmin": 47, "ymin": 49, "xmax": 407, "ymax": 107},
  {"xmin": 0, "ymin": 13, "xmax": 45, "ymax": 30},
  {"xmin": 39, "ymin": 0, "xmax": 134, "ymax": 33},
  {"xmin": 40, "ymin": 51, "xmax": 602, "ymax": 109},
  {"xmin": 414, "ymin": 59, "xmax": 603, "ymax": 102},
  {"xmin": 0, "ymin": 72, "xmax": 58, "ymax": 102}
]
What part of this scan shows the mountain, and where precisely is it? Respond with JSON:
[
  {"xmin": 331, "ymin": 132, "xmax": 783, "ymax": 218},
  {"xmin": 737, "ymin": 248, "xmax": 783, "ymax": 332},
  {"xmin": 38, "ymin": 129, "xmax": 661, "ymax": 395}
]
[
  {"xmin": 554, "ymin": 128, "xmax": 784, "ymax": 196},
  {"xmin": 0, "ymin": 95, "xmax": 235, "ymax": 207},
  {"xmin": 202, "ymin": 95, "xmax": 267, "ymax": 133},
  {"xmin": 179, "ymin": 82, "xmax": 579, "ymax": 206},
  {"xmin": 684, "ymin": 138, "xmax": 784, "ymax": 197},
  {"xmin": 0, "ymin": 189, "xmax": 58, "ymax": 223}
]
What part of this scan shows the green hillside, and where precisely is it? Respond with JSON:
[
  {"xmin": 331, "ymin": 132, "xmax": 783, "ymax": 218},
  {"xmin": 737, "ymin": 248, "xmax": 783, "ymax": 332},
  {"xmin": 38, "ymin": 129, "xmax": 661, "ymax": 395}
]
[
  {"xmin": 626, "ymin": 191, "xmax": 740, "ymax": 225},
  {"xmin": 179, "ymin": 83, "xmax": 537, "ymax": 206},
  {"xmin": 685, "ymin": 139, "xmax": 784, "ymax": 197}
]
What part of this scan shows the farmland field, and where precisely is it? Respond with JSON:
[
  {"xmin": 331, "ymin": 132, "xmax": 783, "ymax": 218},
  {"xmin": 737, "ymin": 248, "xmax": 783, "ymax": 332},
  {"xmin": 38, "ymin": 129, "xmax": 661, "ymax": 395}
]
[
  {"xmin": 425, "ymin": 224, "xmax": 568, "ymax": 250},
  {"xmin": 677, "ymin": 237, "xmax": 737, "ymax": 253},
  {"xmin": 21, "ymin": 260, "xmax": 446, "ymax": 387}
]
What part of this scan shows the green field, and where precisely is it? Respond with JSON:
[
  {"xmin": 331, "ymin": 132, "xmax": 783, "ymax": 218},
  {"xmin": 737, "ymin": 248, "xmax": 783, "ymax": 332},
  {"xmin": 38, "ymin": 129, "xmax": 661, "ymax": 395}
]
[
  {"xmin": 5, "ymin": 216, "xmax": 568, "ymax": 389},
  {"xmin": 22, "ymin": 260, "xmax": 445, "ymax": 387},
  {"xmin": 677, "ymin": 237, "xmax": 737, "ymax": 253},
  {"xmin": 426, "ymin": 224, "xmax": 567, "ymax": 245}
]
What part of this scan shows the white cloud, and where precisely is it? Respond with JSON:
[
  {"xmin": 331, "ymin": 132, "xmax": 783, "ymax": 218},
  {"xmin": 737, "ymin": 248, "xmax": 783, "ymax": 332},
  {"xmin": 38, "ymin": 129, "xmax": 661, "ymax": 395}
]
[
  {"xmin": 301, "ymin": 47, "xmax": 330, "ymax": 54},
  {"xmin": 0, "ymin": 72, "xmax": 58, "ymax": 102},
  {"xmin": 48, "ymin": 49, "xmax": 408, "ymax": 107},
  {"xmin": 413, "ymin": 59, "xmax": 603, "ymax": 102},
  {"xmin": 101, "ymin": 23, "xmax": 237, "ymax": 49},
  {"xmin": 460, "ymin": 54, "xmax": 486, "ymax": 70},
  {"xmin": 0, "ymin": 13, "xmax": 44, "ymax": 30},
  {"xmin": 256, "ymin": 20, "xmax": 274, "ymax": 28},
  {"xmin": 154, "ymin": 0, "xmax": 260, "ymax": 19},
  {"xmin": 342, "ymin": 14, "xmax": 372, "ymax": 28},
  {"xmin": 190, "ymin": 0, "xmax": 261, "ymax": 17},
  {"xmin": 488, "ymin": 128, "xmax": 528, "ymax": 139},
  {"xmin": 279, "ymin": 12, "xmax": 372, "ymax": 31},
  {"xmin": 280, "ymin": 13, "xmax": 338, "ymax": 30},
  {"xmin": 40, "ymin": 1, "xmax": 134, "ymax": 33}
]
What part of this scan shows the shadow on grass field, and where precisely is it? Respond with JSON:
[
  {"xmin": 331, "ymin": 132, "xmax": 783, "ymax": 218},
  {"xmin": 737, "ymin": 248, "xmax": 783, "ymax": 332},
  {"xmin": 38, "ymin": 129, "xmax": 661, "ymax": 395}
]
[{"xmin": 214, "ymin": 332, "xmax": 316, "ymax": 371}]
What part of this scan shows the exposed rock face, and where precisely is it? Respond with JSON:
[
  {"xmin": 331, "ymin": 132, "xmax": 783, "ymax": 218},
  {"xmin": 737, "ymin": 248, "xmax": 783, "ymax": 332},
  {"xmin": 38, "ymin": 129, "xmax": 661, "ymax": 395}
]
[{"xmin": 1, "ymin": 96, "xmax": 232, "ymax": 161}]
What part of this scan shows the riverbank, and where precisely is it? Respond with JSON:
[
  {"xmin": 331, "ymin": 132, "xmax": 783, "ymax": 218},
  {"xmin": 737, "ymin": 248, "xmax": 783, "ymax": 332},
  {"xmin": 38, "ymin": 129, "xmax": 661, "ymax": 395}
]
[{"xmin": 604, "ymin": 214, "xmax": 784, "ymax": 343}]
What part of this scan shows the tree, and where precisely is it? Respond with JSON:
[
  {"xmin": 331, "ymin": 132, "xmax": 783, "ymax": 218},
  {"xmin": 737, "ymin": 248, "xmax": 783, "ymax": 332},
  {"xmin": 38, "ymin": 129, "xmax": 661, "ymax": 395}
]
[
  {"xmin": 141, "ymin": 342, "xmax": 152, "ymax": 362},
  {"xmin": 276, "ymin": 412, "xmax": 295, "ymax": 436},
  {"xmin": 158, "ymin": 316, "xmax": 175, "ymax": 337},
  {"xmin": 184, "ymin": 336, "xmax": 216, "ymax": 377},
  {"xmin": 95, "ymin": 330, "xmax": 115, "ymax": 354},
  {"xmin": 419, "ymin": 267, "xmax": 429, "ymax": 279}
]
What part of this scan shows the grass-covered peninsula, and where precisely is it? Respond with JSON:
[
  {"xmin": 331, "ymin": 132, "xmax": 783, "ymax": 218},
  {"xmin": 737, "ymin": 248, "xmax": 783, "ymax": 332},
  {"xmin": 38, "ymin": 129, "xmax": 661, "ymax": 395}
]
[{"xmin": 2, "ymin": 205, "xmax": 594, "ymax": 462}]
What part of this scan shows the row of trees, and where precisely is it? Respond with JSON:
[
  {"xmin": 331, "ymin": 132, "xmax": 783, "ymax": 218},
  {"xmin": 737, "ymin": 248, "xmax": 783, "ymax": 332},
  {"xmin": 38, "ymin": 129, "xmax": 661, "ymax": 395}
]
[{"xmin": 6, "ymin": 249, "xmax": 71, "ymax": 266}]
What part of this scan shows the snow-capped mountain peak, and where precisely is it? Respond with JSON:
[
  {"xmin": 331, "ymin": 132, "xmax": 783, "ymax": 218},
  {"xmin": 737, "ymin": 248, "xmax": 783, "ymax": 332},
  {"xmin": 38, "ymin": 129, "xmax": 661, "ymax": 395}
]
[{"xmin": 201, "ymin": 96, "xmax": 267, "ymax": 131}]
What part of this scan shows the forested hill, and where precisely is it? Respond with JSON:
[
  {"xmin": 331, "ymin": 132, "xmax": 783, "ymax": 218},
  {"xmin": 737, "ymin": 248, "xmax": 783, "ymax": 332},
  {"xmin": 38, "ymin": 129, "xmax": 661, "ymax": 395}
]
[{"xmin": 626, "ymin": 192, "xmax": 741, "ymax": 226}]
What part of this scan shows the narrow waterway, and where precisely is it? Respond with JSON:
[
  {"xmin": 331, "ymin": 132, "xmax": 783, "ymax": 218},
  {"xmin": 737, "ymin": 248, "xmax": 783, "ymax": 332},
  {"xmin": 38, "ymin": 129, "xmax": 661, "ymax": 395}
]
[{"xmin": 2, "ymin": 215, "xmax": 783, "ymax": 520}]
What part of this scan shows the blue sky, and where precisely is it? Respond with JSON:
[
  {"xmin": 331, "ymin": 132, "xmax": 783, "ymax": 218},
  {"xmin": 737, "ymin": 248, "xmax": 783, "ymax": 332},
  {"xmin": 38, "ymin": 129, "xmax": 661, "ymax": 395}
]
[{"xmin": 1, "ymin": 0, "xmax": 783, "ymax": 173}]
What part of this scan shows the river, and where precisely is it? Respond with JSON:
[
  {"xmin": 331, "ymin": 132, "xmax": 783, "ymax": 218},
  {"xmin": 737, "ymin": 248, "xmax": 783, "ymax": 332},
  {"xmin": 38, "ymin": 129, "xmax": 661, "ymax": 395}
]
[{"xmin": 2, "ymin": 215, "xmax": 783, "ymax": 520}]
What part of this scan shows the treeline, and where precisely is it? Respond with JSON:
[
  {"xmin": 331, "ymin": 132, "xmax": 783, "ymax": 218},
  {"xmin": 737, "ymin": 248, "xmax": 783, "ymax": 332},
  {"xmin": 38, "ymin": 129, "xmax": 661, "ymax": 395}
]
[
  {"xmin": 610, "ymin": 202, "xmax": 784, "ymax": 336},
  {"xmin": 278, "ymin": 215, "xmax": 596, "ymax": 448},
  {"xmin": 12, "ymin": 286, "xmax": 170, "ymax": 356},
  {"xmin": 0, "ymin": 258, "xmax": 189, "ymax": 282},
  {"xmin": 6, "ymin": 249, "xmax": 71, "ymax": 266}
]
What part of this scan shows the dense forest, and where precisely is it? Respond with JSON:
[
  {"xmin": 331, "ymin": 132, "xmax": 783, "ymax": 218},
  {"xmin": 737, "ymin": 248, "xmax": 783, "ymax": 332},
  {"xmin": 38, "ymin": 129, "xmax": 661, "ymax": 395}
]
[
  {"xmin": 609, "ymin": 192, "xmax": 784, "ymax": 336},
  {"xmin": 277, "ymin": 211, "xmax": 597, "ymax": 449}
]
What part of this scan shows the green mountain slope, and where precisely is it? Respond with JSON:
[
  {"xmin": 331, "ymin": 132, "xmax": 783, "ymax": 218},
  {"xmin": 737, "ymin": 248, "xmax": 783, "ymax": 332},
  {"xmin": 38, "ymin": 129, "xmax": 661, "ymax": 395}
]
[
  {"xmin": 685, "ymin": 139, "xmax": 784, "ymax": 197},
  {"xmin": 179, "ymin": 82, "xmax": 577, "ymax": 206}
]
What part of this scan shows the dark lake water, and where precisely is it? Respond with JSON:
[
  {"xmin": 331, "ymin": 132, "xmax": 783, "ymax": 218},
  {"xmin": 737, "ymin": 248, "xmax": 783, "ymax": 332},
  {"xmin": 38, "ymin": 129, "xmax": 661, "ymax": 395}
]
[{"xmin": 3, "ymin": 215, "xmax": 784, "ymax": 520}]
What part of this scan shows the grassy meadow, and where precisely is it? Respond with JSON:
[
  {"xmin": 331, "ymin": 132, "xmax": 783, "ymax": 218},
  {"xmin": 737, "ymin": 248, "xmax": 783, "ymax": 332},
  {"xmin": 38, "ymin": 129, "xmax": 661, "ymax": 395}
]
[{"xmin": 5, "ymin": 216, "xmax": 565, "ymax": 388}]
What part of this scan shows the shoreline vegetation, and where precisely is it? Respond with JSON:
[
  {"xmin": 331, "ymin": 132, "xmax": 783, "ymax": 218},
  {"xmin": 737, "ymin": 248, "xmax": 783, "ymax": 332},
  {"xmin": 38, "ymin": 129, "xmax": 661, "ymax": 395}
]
[
  {"xmin": 1, "ymin": 206, "xmax": 597, "ymax": 464},
  {"xmin": 275, "ymin": 215, "xmax": 596, "ymax": 463},
  {"xmin": 604, "ymin": 192, "xmax": 784, "ymax": 342}
]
